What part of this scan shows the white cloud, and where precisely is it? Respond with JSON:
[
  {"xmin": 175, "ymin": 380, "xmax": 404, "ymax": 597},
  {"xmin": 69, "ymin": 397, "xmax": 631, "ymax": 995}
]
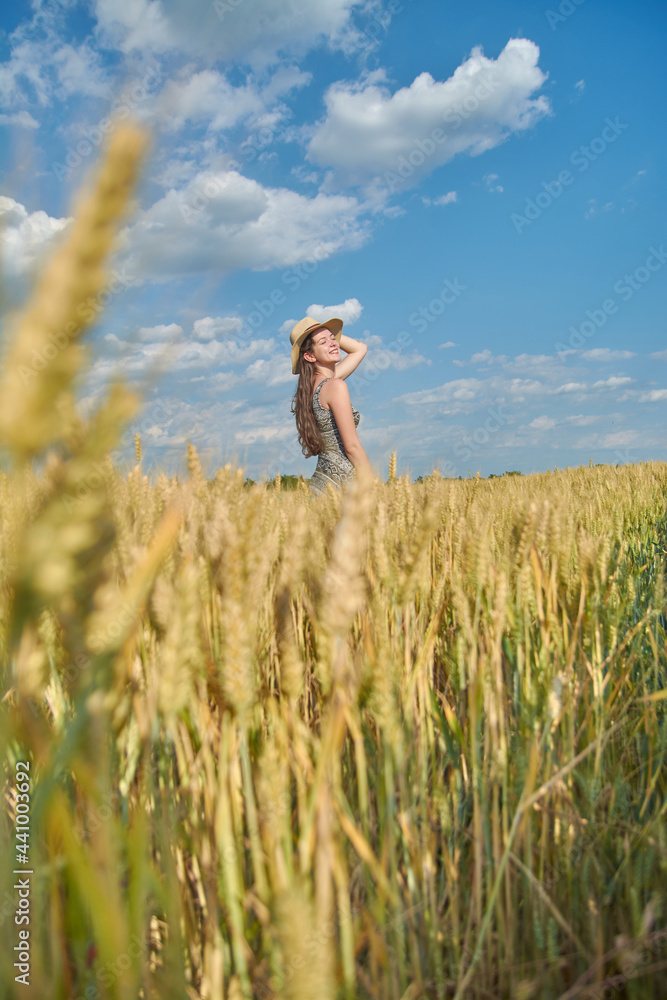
[
  {"xmin": 438, "ymin": 341, "xmax": 456, "ymax": 349},
  {"xmin": 193, "ymin": 316, "xmax": 246, "ymax": 341},
  {"xmin": 511, "ymin": 353, "xmax": 563, "ymax": 372},
  {"xmin": 396, "ymin": 377, "xmax": 484, "ymax": 409},
  {"xmin": 136, "ymin": 322, "xmax": 183, "ymax": 342},
  {"xmin": 92, "ymin": 0, "xmax": 181, "ymax": 55},
  {"xmin": 484, "ymin": 172, "xmax": 503, "ymax": 193},
  {"xmin": 0, "ymin": 38, "xmax": 54, "ymax": 107},
  {"xmin": 391, "ymin": 352, "xmax": 431, "ymax": 371},
  {"xmin": 592, "ymin": 376, "xmax": 633, "ymax": 388},
  {"xmin": 554, "ymin": 382, "xmax": 586, "ymax": 393},
  {"xmin": 291, "ymin": 166, "xmax": 320, "ymax": 185},
  {"xmin": 0, "ymin": 195, "xmax": 71, "ymax": 281},
  {"xmin": 470, "ymin": 349, "xmax": 505, "ymax": 364},
  {"xmin": 305, "ymin": 297, "xmax": 363, "ymax": 326},
  {"xmin": 156, "ymin": 70, "xmax": 265, "ymax": 132},
  {"xmin": 0, "ymin": 36, "xmax": 110, "ymax": 108},
  {"xmin": 244, "ymin": 356, "xmax": 294, "ymax": 385},
  {"xmin": 529, "ymin": 415, "xmax": 556, "ymax": 430},
  {"xmin": 391, "ymin": 358, "xmax": 638, "ymax": 417},
  {"xmin": 565, "ymin": 414, "xmax": 600, "ymax": 426},
  {"xmin": 119, "ymin": 168, "xmax": 369, "ymax": 281},
  {"xmin": 339, "ymin": 333, "xmax": 430, "ymax": 372},
  {"xmin": 153, "ymin": 66, "xmax": 311, "ymax": 134},
  {"xmin": 0, "ymin": 111, "xmax": 39, "ymax": 128},
  {"xmin": 649, "ymin": 350, "xmax": 667, "ymax": 361},
  {"xmin": 582, "ymin": 348, "xmax": 635, "ymax": 361},
  {"xmin": 86, "ymin": 319, "xmax": 284, "ymax": 392},
  {"xmin": 234, "ymin": 421, "xmax": 295, "ymax": 446},
  {"xmin": 601, "ymin": 430, "xmax": 637, "ymax": 447},
  {"xmin": 306, "ymin": 38, "xmax": 550, "ymax": 192},
  {"xmin": 423, "ymin": 191, "xmax": 457, "ymax": 206},
  {"xmin": 584, "ymin": 198, "xmax": 615, "ymax": 219},
  {"xmin": 638, "ymin": 389, "xmax": 667, "ymax": 402},
  {"xmin": 51, "ymin": 41, "xmax": 111, "ymax": 99},
  {"xmin": 93, "ymin": 0, "xmax": 366, "ymax": 67}
]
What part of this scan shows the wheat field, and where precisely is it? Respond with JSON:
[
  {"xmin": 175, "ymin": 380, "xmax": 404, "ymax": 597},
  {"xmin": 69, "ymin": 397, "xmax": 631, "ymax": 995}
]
[{"xmin": 1, "ymin": 126, "xmax": 666, "ymax": 1000}]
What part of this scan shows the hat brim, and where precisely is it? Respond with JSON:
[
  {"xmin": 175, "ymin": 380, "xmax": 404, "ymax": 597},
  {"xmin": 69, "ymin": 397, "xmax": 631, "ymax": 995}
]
[{"xmin": 291, "ymin": 318, "xmax": 343, "ymax": 375}]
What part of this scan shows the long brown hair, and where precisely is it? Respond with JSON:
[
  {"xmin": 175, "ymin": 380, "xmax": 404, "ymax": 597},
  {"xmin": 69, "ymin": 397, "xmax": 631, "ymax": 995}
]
[{"xmin": 290, "ymin": 332, "xmax": 326, "ymax": 458}]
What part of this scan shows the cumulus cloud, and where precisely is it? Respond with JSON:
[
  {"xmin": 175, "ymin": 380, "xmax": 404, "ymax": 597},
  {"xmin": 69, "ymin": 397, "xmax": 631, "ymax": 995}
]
[
  {"xmin": 93, "ymin": 0, "xmax": 366, "ymax": 67},
  {"xmin": 136, "ymin": 322, "xmax": 183, "ymax": 342},
  {"xmin": 423, "ymin": 191, "xmax": 457, "ymax": 206},
  {"xmin": 87, "ymin": 318, "xmax": 284, "ymax": 392},
  {"xmin": 565, "ymin": 414, "xmax": 600, "ymax": 426},
  {"xmin": 395, "ymin": 377, "xmax": 486, "ymax": 411},
  {"xmin": 0, "ymin": 36, "xmax": 110, "ymax": 108},
  {"xmin": 244, "ymin": 356, "xmax": 294, "ymax": 385},
  {"xmin": 363, "ymin": 333, "xmax": 431, "ymax": 371},
  {"xmin": 470, "ymin": 349, "xmax": 505, "ymax": 364},
  {"xmin": 529, "ymin": 415, "xmax": 556, "ymax": 430},
  {"xmin": 119, "ymin": 168, "xmax": 369, "ymax": 281},
  {"xmin": 0, "ymin": 173, "xmax": 368, "ymax": 292},
  {"xmin": 601, "ymin": 430, "xmax": 636, "ymax": 447},
  {"xmin": 152, "ymin": 66, "xmax": 311, "ymax": 133},
  {"xmin": 193, "ymin": 316, "xmax": 247, "ymax": 341},
  {"xmin": 0, "ymin": 111, "xmax": 39, "ymax": 128},
  {"xmin": 306, "ymin": 38, "xmax": 550, "ymax": 192},
  {"xmin": 554, "ymin": 382, "xmax": 586, "ymax": 393},
  {"xmin": 305, "ymin": 297, "xmax": 363, "ymax": 325},
  {"xmin": 0, "ymin": 195, "xmax": 71, "ymax": 283},
  {"xmin": 51, "ymin": 41, "xmax": 111, "ymax": 99},
  {"xmin": 592, "ymin": 376, "xmax": 633, "ymax": 388},
  {"xmin": 388, "ymin": 345, "xmax": 647, "ymax": 428}
]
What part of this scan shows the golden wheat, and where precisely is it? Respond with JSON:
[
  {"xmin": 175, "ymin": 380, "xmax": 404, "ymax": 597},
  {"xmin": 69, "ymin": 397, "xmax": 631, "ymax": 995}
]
[{"xmin": 1, "ymin": 126, "xmax": 666, "ymax": 1000}]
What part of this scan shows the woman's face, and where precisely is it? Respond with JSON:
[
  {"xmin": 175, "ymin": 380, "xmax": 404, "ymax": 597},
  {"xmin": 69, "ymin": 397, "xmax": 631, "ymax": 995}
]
[{"xmin": 303, "ymin": 326, "xmax": 340, "ymax": 368}]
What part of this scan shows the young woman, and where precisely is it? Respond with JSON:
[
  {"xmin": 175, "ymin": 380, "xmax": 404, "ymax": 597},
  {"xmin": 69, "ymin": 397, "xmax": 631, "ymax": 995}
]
[{"xmin": 289, "ymin": 315, "xmax": 374, "ymax": 496}]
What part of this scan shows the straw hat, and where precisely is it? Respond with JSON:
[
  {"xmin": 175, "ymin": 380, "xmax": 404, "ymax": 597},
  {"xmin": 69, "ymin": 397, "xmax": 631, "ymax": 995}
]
[{"xmin": 289, "ymin": 316, "xmax": 343, "ymax": 375}]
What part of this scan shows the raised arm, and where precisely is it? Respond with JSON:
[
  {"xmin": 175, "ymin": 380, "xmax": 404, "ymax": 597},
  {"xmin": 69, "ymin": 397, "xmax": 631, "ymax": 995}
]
[{"xmin": 334, "ymin": 333, "xmax": 367, "ymax": 380}]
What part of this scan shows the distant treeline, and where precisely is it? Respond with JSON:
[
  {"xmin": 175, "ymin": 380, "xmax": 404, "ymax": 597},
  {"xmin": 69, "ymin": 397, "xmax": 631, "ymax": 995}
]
[{"xmin": 247, "ymin": 471, "xmax": 525, "ymax": 488}]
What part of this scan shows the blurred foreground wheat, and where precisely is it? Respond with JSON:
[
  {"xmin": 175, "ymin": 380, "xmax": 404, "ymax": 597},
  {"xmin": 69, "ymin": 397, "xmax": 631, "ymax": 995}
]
[{"xmin": 1, "ymin": 128, "xmax": 666, "ymax": 1000}]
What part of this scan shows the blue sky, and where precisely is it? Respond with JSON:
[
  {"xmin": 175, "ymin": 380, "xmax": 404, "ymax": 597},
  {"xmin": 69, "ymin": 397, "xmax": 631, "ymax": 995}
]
[{"xmin": 0, "ymin": 0, "xmax": 665, "ymax": 480}]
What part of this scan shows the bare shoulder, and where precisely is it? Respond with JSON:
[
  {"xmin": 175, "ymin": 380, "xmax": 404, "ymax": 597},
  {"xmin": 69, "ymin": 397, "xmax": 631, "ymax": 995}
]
[
  {"xmin": 324, "ymin": 377, "xmax": 350, "ymax": 398},
  {"xmin": 320, "ymin": 377, "xmax": 350, "ymax": 409}
]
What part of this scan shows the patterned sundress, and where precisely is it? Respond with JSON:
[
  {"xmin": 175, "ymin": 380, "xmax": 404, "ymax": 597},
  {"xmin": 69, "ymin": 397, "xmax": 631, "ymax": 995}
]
[{"xmin": 308, "ymin": 377, "xmax": 361, "ymax": 497}]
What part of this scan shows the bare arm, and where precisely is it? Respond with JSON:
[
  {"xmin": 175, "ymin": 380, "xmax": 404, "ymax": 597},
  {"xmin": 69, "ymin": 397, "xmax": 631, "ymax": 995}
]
[
  {"xmin": 334, "ymin": 333, "xmax": 367, "ymax": 380},
  {"xmin": 325, "ymin": 378, "xmax": 375, "ymax": 478}
]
